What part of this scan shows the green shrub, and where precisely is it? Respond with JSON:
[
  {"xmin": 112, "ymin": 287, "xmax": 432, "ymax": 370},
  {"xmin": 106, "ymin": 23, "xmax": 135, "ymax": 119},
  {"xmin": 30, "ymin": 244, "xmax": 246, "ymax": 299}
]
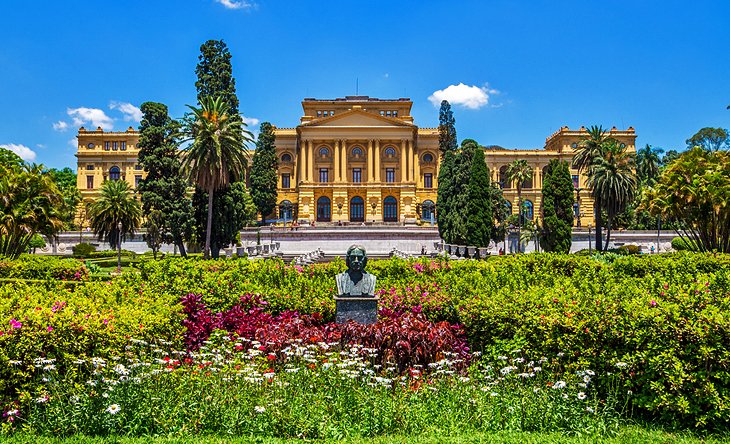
[
  {"xmin": 617, "ymin": 244, "xmax": 642, "ymax": 255},
  {"xmin": 672, "ymin": 236, "xmax": 699, "ymax": 251},
  {"xmin": 71, "ymin": 242, "xmax": 96, "ymax": 258},
  {"xmin": 0, "ymin": 256, "xmax": 88, "ymax": 280}
]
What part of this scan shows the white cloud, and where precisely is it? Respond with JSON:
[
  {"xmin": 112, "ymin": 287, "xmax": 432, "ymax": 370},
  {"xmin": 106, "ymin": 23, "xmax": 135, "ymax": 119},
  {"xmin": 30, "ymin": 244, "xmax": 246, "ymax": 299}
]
[
  {"xmin": 242, "ymin": 116, "xmax": 260, "ymax": 127},
  {"xmin": 1, "ymin": 143, "xmax": 36, "ymax": 161},
  {"xmin": 68, "ymin": 138, "xmax": 78, "ymax": 149},
  {"xmin": 215, "ymin": 0, "xmax": 254, "ymax": 9},
  {"xmin": 53, "ymin": 120, "xmax": 69, "ymax": 132},
  {"xmin": 67, "ymin": 107, "xmax": 114, "ymax": 130},
  {"xmin": 384, "ymin": 73, "xmax": 390, "ymax": 79},
  {"xmin": 428, "ymin": 83, "xmax": 498, "ymax": 110},
  {"xmin": 109, "ymin": 101, "xmax": 142, "ymax": 122}
]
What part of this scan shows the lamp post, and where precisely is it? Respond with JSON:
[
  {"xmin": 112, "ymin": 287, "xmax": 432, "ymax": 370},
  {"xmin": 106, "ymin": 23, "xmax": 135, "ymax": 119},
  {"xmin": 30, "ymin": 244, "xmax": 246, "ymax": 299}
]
[
  {"xmin": 116, "ymin": 221, "xmax": 122, "ymax": 273},
  {"xmin": 656, "ymin": 215, "xmax": 661, "ymax": 254},
  {"xmin": 574, "ymin": 187, "xmax": 583, "ymax": 228}
]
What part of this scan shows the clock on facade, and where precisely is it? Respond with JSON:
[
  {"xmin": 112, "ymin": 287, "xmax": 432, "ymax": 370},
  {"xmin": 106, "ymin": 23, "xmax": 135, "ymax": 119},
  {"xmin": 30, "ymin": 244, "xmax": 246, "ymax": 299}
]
[{"xmin": 87, "ymin": 143, "xmax": 94, "ymax": 148}]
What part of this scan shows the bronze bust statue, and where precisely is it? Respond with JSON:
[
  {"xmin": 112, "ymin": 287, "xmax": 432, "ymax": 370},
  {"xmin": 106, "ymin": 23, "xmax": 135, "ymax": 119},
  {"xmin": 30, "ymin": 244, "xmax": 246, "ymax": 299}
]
[{"xmin": 335, "ymin": 245, "xmax": 377, "ymax": 297}]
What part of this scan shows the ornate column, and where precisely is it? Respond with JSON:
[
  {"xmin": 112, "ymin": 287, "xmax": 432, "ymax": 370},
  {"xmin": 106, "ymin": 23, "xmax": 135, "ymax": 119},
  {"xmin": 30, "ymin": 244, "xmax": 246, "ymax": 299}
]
[
  {"xmin": 298, "ymin": 139, "xmax": 305, "ymax": 183},
  {"xmin": 333, "ymin": 140, "xmax": 340, "ymax": 182},
  {"xmin": 413, "ymin": 142, "xmax": 420, "ymax": 186},
  {"xmin": 374, "ymin": 140, "xmax": 381, "ymax": 182},
  {"xmin": 340, "ymin": 139, "xmax": 347, "ymax": 182},
  {"xmin": 367, "ymin": 140, "xmax": 374, "ymax": 182},
  {"xmin": 400, "ymin": 140, "xmax": 407, "ymax": 182},
  {"xmin": 307, "ymin": 140, "xmax": 314, "ymax": 182}
]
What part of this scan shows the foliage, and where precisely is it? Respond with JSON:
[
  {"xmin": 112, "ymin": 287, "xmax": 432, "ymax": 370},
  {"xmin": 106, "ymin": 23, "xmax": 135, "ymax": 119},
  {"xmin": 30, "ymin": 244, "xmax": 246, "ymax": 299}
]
[
  {"xmin": 182, "ymin": 97, "xmax": 253, "ymax": 259},
  {"xmin": 436, "ymin": 150, "xmax": 455, "ymax": 241},
  {"xmin": 28, "ymin": 234, "xmax": 45, "ymax": 253},
  {"xmin": 540, "ymin": 160, "xmax": 574, "ymax": 253},
  {"xmin": 587, "ymin": 140, "xmax": 637, "ymax": 251},
  {"xmin": 505, "ymin": 159, "xmax": 533, "ymax": 242},
  {"xmin": 616, "ymin": 244, "xmax": 641, "ymax": 255},
  {"xmin": 195, "ymin": 39, "xmax": 240, "ymax": 117},
  {"xmin": 445, "ymin": 140, "xmax": 479, "ymax": 245},
  {"xmin": 685, "ymin": 127, "xmax": 729, "ymax": 151},
  {"xmin": 671, "ymin": 237, "xmax": 699, "ymax": 252},
  {"xmin": 142, "ymin": 209, "xmax": 164, "ymax": 259},
  {"xmin": 47, "ymin": 167, "xmax": 82, "ymax": 230},
  {"xmin": 0, "ymin": 256, "xmax": 87, "ymax": 280},
  {"xmin": 465, "ymin": 148, "xmax": 495, "ymax": 249},
  {"xmin": 71, "ymin": 243, "xmax": 97, "ymax": 258},
  {"xmin": 250, "ymin": 122, "xmax": 278, "ymax": 221},
  {"xmin": 0, "ymin": 160, "xmax": 65, "ymax": 259},
  {"xmin": 642, "ymin": 147, "xmax": 729, "ymax": 252},
  {"xmin": 635, "ymin": 144, "xmax": 663, "ymax": 186},
  {"xmin": 87, "ymin": 180, "xmax": 142, "ymax": 249},
  {"xmin": 192, "ymin": 182, "xmax": 255, "ymax": 258},
  {"xmin": 137, "ymin": 101, "xmax": 193, "ymax": 257},
  {"xmin": 437, "ymin": 100, "xmax": 457, "ymax": 157}
]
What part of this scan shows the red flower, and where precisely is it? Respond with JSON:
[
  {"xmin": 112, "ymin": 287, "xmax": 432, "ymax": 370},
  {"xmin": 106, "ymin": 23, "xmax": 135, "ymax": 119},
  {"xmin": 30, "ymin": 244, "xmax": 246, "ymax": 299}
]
[{"xmin": 267, "ymin": 354, "xmax": 276, "ymax": 361}]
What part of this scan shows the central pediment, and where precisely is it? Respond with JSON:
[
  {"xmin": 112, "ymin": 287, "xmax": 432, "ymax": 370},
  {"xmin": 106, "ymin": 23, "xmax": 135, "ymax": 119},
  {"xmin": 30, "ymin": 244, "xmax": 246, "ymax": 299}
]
[{"xmin": 301, "ymin": 109, "xmax": 413, "ymax": 128}]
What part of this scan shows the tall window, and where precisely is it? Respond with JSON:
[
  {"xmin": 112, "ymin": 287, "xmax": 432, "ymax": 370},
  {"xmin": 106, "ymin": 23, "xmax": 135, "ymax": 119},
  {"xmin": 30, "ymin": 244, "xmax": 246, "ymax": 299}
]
[
  {"xmin": 121, "ymin": 141, "xmax": 127, "ymax": 151},
  {"xmin": 316, "ymin": 196, "xmax": 331, "ymax": 222},
  {"xmin": 86, "ymin": 164, "xmax": 94, "ymax": 170},
  {"xmin": 422, "ymin": 200, "xmax": 435, "ymax": 221},
  {"xmin": 112, "ymin": 141, "xmax": 118, "ymax": 151},
  {"xmin": 350, "ymin": 196, "xmax": 364, "ymax": 222},
  {"xmin": 280, "ymin": 200, "xmax": 293, "ymax": 221},
  {"xmin": 86, "ymin": 175, "xmax": 94, "ymax": 190},
  {"xmin": 572, "ymin": 175, "xmax": 580, "ymax": 189},
  {"xmin": 135, "ymin": 175, "xmax": 142, "ymax": 188},
  {"xmin": 352, "ymin": 168, "xmax": 361, "ymax": 183},
  {"xmin": 319, "ymin": 168, "xmax": 329, "ymax": 183},
  {"xmin": 109, "ymin": 166, "xmax": 121, "ymax": 181},
  {"xmin": 282, "ymin": 174, "xmax": 291, "ymax": 189},
  {"xmin": 424, "ymin": 173, "xmax": 433, "ymax": 188},
  {"xmin": 499, "ymin": 166, "xmax": 509, "ymax": 189},
  {"xmin": 523, "ymin": 200, "xmax": 534, "ymax": 220},
  {"xmin": 573, "ymin": 203, "xmax": 580, "ymax": 218},
  {"xmin": 385, "ymin": 168, "xmax": 395, "ymax": 183},
  {"xmin": 383, "ymin": 196, "xmax": 398, "ymax": 222},
  {"xmin": 104, "ymin": 141, "xmax": 111, "ymax": 151}
]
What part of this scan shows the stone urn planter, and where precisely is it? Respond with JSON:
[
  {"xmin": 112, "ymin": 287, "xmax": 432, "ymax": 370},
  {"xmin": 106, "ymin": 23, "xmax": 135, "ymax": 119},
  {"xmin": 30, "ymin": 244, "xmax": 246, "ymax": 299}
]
[
  {"xmin": 467, "ymin": 246, "xmax": 477, "ymax": 257},
  {"xmin": 247, "ymin": 246, "xmax": 256, "ymax": 256},
  {"xmin": 478, "ymin": 247, "xmax": 489, "ymax": 258},
  {"xmin": 236, "ymin": 246, "xmax": 246, "ymax": 256}
]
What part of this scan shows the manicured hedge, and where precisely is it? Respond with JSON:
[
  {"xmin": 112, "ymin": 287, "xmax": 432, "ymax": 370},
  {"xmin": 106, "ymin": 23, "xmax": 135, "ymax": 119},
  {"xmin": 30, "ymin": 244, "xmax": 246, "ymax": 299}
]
[{"xmin": 0, "ymin": 255, "xmax": 88, "ymax": 281}]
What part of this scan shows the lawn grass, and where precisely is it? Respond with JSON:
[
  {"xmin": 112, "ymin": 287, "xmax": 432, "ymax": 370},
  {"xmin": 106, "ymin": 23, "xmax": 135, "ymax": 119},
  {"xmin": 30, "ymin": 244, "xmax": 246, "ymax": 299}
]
[{"xmin": 3, "ymin": 428, "xmax": 726, "ymax": 444}]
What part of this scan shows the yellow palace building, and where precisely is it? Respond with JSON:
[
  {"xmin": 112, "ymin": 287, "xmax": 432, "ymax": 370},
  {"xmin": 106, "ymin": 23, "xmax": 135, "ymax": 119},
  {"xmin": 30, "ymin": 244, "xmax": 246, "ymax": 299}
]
[{"xmin": 75, "ymin": 95, "xmax": 636, "ymax": 227}]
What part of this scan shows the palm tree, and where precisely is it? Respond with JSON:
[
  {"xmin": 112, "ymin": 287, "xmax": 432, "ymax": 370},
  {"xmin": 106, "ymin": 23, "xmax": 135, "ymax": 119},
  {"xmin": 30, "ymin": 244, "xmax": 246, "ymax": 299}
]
[
  {"xmin": 505, "ymin": 159, "xmax": 533, "ymax": 251},
  {"xmin": 181, "ymin": 96, "xmax": 252, "ymax": 259},
  {"xmin": 636, "ymin": 144, "xmax": 663, "ymax": 186},
  {"xmin": 573, "ymin": 125, "xmax": 615, "ymax": 251},
  {"xmin": 87, "ymin": 179, "xmax": 142, "ymax": 269},
  {"xmin": 588, "ymin": 141, "xmax": 637, "ymax": 251},
  {"xmin": 0, "ymin": 163, "xmax": 65, "ymax": 259}
]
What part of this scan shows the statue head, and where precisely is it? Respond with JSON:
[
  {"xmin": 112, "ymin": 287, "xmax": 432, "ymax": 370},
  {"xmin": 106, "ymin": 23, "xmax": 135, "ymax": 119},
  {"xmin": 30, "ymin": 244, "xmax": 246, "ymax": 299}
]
[{"xmin": 345, "ymin": 244, "xmax": 367, "ymax": 272}]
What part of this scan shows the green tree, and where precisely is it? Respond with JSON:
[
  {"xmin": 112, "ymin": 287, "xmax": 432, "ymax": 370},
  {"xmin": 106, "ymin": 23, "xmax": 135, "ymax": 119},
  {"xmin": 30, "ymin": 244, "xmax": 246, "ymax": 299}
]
[
  {"xmin": 47, "ymin": 167, "xmax": 82, "ymax": 229},
  {"xmin": 137, "ymin": 101, "xmax": 193, "ymax": 257},
  {"xmin": 636, "ymin": 144, "xmax": 663, "ymax": 186},
  {"xmin": 573, "ymin": 125, "xmax": 615, "ymax": 251},
  {"xmin": 505, "ymin": 158, "xmax": 533, "ymax": 248},
  {"xmin": 0, "ymin": 160, "xmax": 64, "ymax": 259},
  {"xmin": 143, "ymin": 209, "xmax": 165, "ymax": 259},
  {"xmin": 540, "ymin": 160, "xmax": 574, "ymax": 253},
  {"xmin": 449, "ymin": 139, "xmax": 479, "ymax": 245},
  {"xmin": 192, "ymin": 181, "xmax": 255, "ymax": 257},
  {"xmin": 662, "ymin": 149, "xmax": 681, "ymax": 167},
  {"xmin": 192, "ymin": 39, "xmax": 253, "ymax": 257},
  {"xmin": 250, "ymin": 122, "xmax": 278, "ymax": 222},
  {"xmin": 642, "ymin": 147, "xmax": 729, "ymax": 252},
  {"xmin": 588, "ymin": 141, "xmax": 637, "ymax": 251},
  {"xmin": 87, "ymin": 180, "xmax": 142, "ymax": 249},
  {"xmin": 686, "ymin": 127, "xmax": 729, "ymax": 151},
  {"xmin": 465, "ymin": 148, "xmax": 495, "ymax": 250},
  {"xmin": 438, "ymin": 100, "xmax": 457, "ymax": 157},
  {"xmin": 182, "ymin": 97, "xmax": 250, "ymax": 259},
  {"xmin": 436, "ymin": 150, "xmax": 456, "ymax": 241}
]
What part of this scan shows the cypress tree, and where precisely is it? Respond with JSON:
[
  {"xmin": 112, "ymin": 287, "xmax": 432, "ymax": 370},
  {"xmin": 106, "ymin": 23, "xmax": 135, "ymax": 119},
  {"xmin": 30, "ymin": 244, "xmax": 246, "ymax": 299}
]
[
  {"xmin": 250, "ymin": 122, "xmax": 279, "ymax": 222},
  {"xmin": 192, "ymin": 39, "xmax": 254, "ymax": 257},
  {"xmin": 540, "ymin": 160, "xmax": 574, "ymax": 252},
  {"xmin": 449, "ymin": 139, "xmax": 479, "ymax": 245},
  {"xmin": 438, "ymin": 100, "xmax": 457, "ymax": 157},
  {"xmin": 465, "ymin": 148, "xmax": 494, "ymax": 249},
  {"xmin": 137, "ymin": 102, "xmax": 193, "ymax": 256},
  {"xmin": 436, "ymin": 150, "xmax": 455, "ymax": 241}
]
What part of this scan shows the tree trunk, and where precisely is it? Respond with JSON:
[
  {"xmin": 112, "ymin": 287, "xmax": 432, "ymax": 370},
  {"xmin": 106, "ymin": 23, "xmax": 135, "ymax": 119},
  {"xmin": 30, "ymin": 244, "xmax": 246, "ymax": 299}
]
[
  {"xmin": 604, "ymin": 217, "xmax": 612, "ymax": 252},
  {"xmin": 594, "ymin": 198, "xmax": 603, "ymax": 252},
  {"xmin": 517, "ymin": 188, "xmax": 522, "ymax": 253},
  {"xmin": 176, "ymin": 239, "xmax": 187, "ymax": 258},
  {"xmin": 204, "ymin": 186, "xmax": 214, "ymax": 260}
]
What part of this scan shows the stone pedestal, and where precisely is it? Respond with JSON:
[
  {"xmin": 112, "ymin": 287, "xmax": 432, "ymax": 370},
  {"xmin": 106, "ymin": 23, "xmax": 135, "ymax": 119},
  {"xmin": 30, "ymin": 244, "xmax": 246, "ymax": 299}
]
[{"xmin": 335, "ymin": 297, "xmax": 378, "ymax": 324}]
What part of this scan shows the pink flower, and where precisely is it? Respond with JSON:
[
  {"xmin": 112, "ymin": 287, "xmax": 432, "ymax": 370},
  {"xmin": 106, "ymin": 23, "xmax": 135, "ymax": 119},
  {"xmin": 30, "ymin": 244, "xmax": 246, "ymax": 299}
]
[
  {"xmin": 9, "ymin": 319, "xmax": 22, "ymax": 329},
  {"xmin": 650, "ymin": 300, "xmax": 657, "ymax": 307},
  {"xmin": 102, "ymin": 318, "xmax": 109, "ymax": 325},
  {"xmin": 47, "ymin": 326, "xmax": 53, "ymax": 332}
]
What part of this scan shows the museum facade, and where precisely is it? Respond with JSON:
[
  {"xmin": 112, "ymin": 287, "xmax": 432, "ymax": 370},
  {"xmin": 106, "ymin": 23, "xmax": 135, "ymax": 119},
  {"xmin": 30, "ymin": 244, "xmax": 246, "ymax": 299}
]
[{"xmin": 75, "ymin": 96, "xmax": 637, "ymax": 227}]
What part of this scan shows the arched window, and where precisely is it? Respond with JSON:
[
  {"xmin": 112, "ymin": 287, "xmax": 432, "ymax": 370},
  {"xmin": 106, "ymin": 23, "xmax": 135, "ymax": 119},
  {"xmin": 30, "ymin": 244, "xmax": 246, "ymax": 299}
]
[
  {"xmin": 316, "ymin": 196, "xmax": 331, "ymax": 222},
  {"xmin": 421, "ymin": 200, "xmax": 435, "ymax": 221},
  {"xmin": 281, "ymin": 153, "xmax": 292, "ymax": 163},
  {"xmin": 499, "ymin": 166, "xmax": 509, "ymax": 189},
  {"xmin": 351, "ymin": 147, "xmax": 363, "ymax": 156},
  {"xmin": 279, "ymin": 200, "xmax": 293, "ymax": 221},
  {"xmin": 422, "ymin": 153, "xmax": 434, "ymax": 163},
  {"xmin": 350, "ymin": 196, "xmax": 364, "ymax": 222},
  {"xmin": 383, "ymin": 196, "xmax": 398, "ymax": 222},
  {"xmin": 109, "ymin": 166, "xmax": 121, "ymax": 181},
  {"xmin": 573, "ymin": 203, "xmax": 580, "ymax": 219},
  {"xmin": 318, "ymin": 147, "xmax": 329, "ymax": 157},
  {"xmin": 522, "ymin": 173, "xmax": 534, "ymax": 190},
  {"xmin": 505, "ymin": 200, "xmax": 513, "ymax": 216},
  {"xmin": 384, "ymin": 147, "xmax": 396, "ymax": 157},
  {"xmin": 542, "ymin": 165, "xmax": 550, "ymax": 182},
  {"xmin": 523, "ymin": 200, "xmax": 534, "ymax": 220}
]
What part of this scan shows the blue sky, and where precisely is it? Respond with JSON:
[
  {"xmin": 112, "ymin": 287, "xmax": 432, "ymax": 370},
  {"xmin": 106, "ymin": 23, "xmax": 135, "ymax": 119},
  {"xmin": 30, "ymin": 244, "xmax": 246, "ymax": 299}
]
[{"xmin": 1, "ymin": 0, "xmax": 728, "ymax": 169}]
